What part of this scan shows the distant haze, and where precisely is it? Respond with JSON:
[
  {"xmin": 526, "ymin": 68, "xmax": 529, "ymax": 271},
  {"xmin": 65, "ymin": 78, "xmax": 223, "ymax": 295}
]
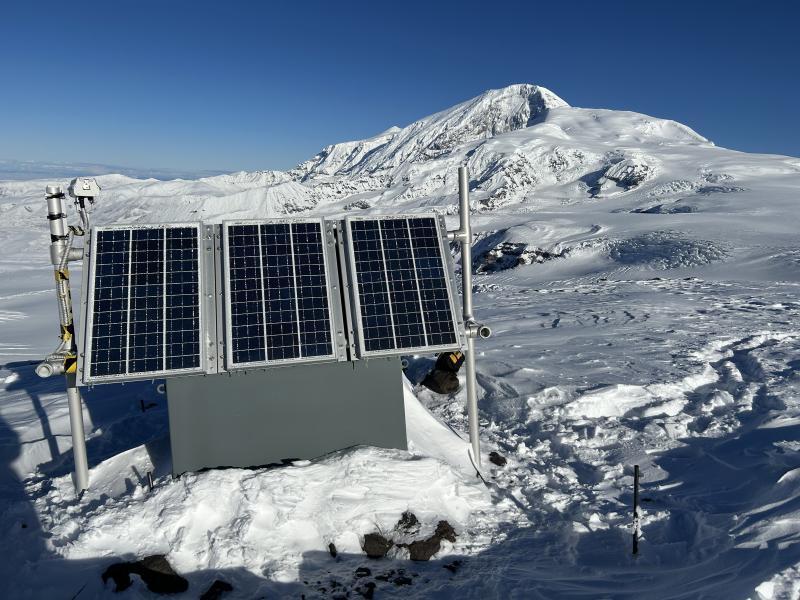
[{"xmin": 0, "ymin": 159, "xmax": 226, "ymax": 182}]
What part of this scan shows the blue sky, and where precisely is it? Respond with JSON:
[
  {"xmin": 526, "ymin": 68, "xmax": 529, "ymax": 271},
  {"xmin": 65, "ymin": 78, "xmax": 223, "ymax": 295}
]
[{"xmin": 2, "ymin": 0, "xmax": 798, "ymax": 174}]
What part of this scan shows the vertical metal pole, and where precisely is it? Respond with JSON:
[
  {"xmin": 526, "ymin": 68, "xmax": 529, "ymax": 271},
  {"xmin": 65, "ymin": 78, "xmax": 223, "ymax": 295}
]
[
  {"xmin": 633, "ymin": 464, "xmax": 640, "ymax": 555},
  {"xmin": 458, "ymin": 167, "xmax": 481, "ymax": 467},
  {"xmin": 458, "ymin": 167, "xmax": 473, "ymax": 322},
  {"xmin": 67, "ymin": 376, "xmax": 89, "ymax": 492},
  {"xmin": 45, "ymin": 186, "xmax": 89, "ymax": 493}
]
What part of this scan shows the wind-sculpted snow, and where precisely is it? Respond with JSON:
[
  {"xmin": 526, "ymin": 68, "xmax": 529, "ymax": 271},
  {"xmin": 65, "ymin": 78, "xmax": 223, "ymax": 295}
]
[
  {"xmin": 2, "ymin": 83, "xmax": 800, "ymax": 598},
  {"xmin": 608, "ymin": 231, "xmax": 728, "ymax": 269}
]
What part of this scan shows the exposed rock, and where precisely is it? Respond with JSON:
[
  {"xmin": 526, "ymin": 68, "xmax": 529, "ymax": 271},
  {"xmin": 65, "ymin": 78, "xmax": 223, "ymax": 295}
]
[
  {"xmin": 421, "ymin": 368, "xmax": 459, "ymax": 394},
  {"xmin": 362, "ymin": 533, "xmax": 393, "ymax": 559},
  {"xmin": 102, "ymin": 563, "xmax": 136, "ymax": 593},
  {"xmin": 328, "ymin": 542, "xmax": 338, "ymax": 558},
  {"xmin": 396, "ymin": 511, "xmax": 421, "ymax": 534},
  {"xmin": 631, "ymin": 203, "xmax": 696, "ymax": 214},
  {"xmin": 355, "ymin": 581, "xmax": 376, "ymax": 599},
  {"xmin": 363, "ymin": 517, "xmax": 457, "ymax": 561},
  {"xmin": 355, "ymin": 567, "xmax": 372, "ymax": 578},
  {"xmin": 474, "ymin": 242, "xmax": 566, "ymax": 273},
  {"xmin": 434, "ymin": 520, "xmax": 457, "ymax": 543},
  {"xmin": 393, "ymin": 575, "xmax": 413, "ymax": 586},
  {"xmin": 489, "ymin": 451, "xmax": 507, "ymax": 467},
  {"xmin": 102, "ymin": 555, "xmax": 188, "ymax": 594},
  {"xmin": 344, "ymin": 199, "xmax": 371, "ymax": 210},
  {"xmin": 401, "ymin": 520, "xmax": 458, "ymax": 561},
  {"xmin": 695, "ymin": 184, "xmax": 746, "ymax": 194},
  {"xmin": 405, "ymin": 536, "xmax": 442, "ymax": 561},
  {"xmin": 199, "ymin": 579, "xmax": 234, "ymax": 600},
  {"xmin": 597, "ymin": 157, "xmax": 654, "ymax": 192}
]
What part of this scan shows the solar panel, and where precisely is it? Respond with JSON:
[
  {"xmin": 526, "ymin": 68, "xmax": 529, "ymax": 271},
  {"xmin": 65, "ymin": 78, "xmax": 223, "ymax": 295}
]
[
  {"xmin": 83, "ymin": 224, "xmax": 204, "ymax": 382},
  {"xmin": 222, "ymin": 219, "xmax": 337, "ymax": 368},
  {"xmin": 345, "ymin": 215, "xmax": 461, "ymax": 357}
]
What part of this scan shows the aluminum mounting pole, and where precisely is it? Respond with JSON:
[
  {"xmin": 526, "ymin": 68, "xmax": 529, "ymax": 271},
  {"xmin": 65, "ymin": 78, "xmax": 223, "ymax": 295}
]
[
  {"xmin": 448, "ymin": 167, "xmax": 491, "ymax": 469},
  {"xmin": 42, "ymin": 185, "xmax": 89, "ymax": 493}
]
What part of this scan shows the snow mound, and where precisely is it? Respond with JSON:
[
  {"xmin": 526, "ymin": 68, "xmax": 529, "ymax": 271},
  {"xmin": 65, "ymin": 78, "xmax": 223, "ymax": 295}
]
[{"xmin": 22, "ymin": 382, "xmax": 507, "ymax": 596}]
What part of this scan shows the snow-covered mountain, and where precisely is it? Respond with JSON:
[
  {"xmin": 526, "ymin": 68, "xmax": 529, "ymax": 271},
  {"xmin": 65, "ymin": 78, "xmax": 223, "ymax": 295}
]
[
  {"xmin": 2, "ymin": 84, "xmax": 800, "ymax": 599},
  {"xmin": 3, "ymin": 81, "xmax": 797, "ymax": 245},
  {"xmin": 292, "ymin": 83, "xmax": 568, "ymax": 178}
]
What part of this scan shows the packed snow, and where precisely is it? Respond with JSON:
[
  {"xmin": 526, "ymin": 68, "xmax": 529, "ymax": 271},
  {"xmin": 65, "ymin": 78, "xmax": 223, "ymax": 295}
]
[{"xmin": 1, "ymin": 83, "xmax": 799, "ymax": 599}]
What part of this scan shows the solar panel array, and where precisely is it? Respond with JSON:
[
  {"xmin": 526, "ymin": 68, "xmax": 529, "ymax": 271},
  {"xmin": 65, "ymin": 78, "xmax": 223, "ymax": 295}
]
[
  {"xmin": 86, "ymin": 224, "xmax": 202, "ymax": 381},
  {"xmin": 347, "ymin": 216, "xmax": 460, "ymax": 356},
  {"xmin": 81, "ymin": 215, "xmax": 462, "ymax": 383},
  {"xmin": 224, "ymin": 219, "xmax": 335, "ymax": 367}
]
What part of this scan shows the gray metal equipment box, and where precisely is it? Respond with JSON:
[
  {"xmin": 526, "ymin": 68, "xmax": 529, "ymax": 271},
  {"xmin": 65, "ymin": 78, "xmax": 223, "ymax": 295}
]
[{"xmin": 167, "ymin": 357, "xmax": 407, "ymax": 474}]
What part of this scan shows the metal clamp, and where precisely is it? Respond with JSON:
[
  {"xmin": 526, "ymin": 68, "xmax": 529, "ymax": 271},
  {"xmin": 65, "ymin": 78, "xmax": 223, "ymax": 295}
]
[{"xmin": 465, "ymin": 321, "xmax": 491, "ymax": 339}]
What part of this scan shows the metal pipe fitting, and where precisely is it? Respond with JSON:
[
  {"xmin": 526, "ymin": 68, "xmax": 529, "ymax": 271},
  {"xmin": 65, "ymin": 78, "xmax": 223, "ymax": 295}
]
[
  {"xmin": 466, "ymin": 321, "xmax": 492, "ymax": 339},
  {"xmin": 36, "ymin": 355, "xmax": 67, "ymax": 378},
  {"xmin": 35, "ymin": 361, "xmax": 58, "ymax": 378},
  {"xmin": 68, "ymin": 247, "xmax": 84, "ymax": 261}
]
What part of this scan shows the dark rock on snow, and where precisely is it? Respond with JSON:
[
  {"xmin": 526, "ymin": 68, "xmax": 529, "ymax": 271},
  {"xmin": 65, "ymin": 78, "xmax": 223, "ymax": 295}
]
[
  {"xmin": 102, "ymin": 554, "xmax": 189, "ymax": 594},
  {"xmin": 355, "ymin": 581, "xmax": 376, "ymax": 599},
  {"xmin": 396, "ymin": 510, "xmax": 421, "ymax": 534},
  {"xmin": 328, "ymin": 542, "xmax": 338, "ymax": 557},
  {"xmin": 362, "ymin": 532, "xmax": 394, "ymax": 559},
  {"xmin": 421, "ymin": 368, "xmax": 460, "ymax": 394},
  {"xmin": 199, "ymin": 579, "xmax": 234, "ymax": 600},
  {"xmin": 489, "ymin": 451, "xmax": 507, "ymax": 467},
  {"xmin": 363, "ymin": 514, "xmax": 457, "ymax": 561},
  {"xmin": 434, "ymin": 520, "xmax": 457, "ymax": 543}
]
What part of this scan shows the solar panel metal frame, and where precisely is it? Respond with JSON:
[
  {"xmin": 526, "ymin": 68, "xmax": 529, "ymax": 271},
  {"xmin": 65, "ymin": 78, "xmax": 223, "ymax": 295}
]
[
  {"xmin": 343, "ymin": 213, "xmax": 464, "ymax": 359},
  {"xmin": 221, "ymin": 217, "xmax": 344, "ymax": 370},
  {"xmin": 79, "ymin": 222, "xmax": 209, "ymax": 385}
]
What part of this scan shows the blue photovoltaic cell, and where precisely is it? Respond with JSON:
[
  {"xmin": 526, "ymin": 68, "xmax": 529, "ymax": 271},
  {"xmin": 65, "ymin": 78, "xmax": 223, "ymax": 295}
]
[
  {"xmin": 350, "ymin": 220, "xmax": 393, "ymax": 351},
  {"xmin": 90, "ymin": 229, "xmax": 130, "ymax": 376},
  {"xmin": 407, "ymin": 217, "xmax": 458, "ymax": 347},
  {"xmin": 226, "ymin": 221, "xmax": 334, "ymax": 366},
  {"xmin": 380, "ymin": 219, "xmax": 425, "ymax": 348},
  {"xmin": 227, "ymin": 224, "xmax": 266, "ymax": 364},
  {"xmin": 165, "ymin": 227, "xmax": 202, "ymax": 369},
  {"xmin": 88, "ymin": 225, "xmax": 201, "ymax": 379},
  {"xmin": 293, "ymin": 222, "xmax": 334, "ymax": 358},
  {"xmin": 349, "ymin": 216, "xmax": 458, "ymax": 354}
]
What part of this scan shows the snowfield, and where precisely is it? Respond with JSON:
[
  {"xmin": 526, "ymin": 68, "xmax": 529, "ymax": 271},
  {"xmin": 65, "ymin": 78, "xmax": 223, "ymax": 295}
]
[{"xmin": 1, "ymin": 83, "xmax": 799, "ymax": 599}]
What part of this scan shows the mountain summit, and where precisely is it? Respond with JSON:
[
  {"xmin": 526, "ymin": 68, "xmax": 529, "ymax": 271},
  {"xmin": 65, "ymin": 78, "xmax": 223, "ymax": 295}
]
[
  {"xmin": 292, "ymin": 84, "xmax": 568, "ymax": 179},
  {"xmin": 279, "ymin": 82, "xmax": 728, "ymax": 211}
]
